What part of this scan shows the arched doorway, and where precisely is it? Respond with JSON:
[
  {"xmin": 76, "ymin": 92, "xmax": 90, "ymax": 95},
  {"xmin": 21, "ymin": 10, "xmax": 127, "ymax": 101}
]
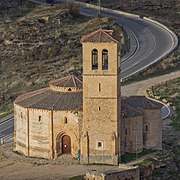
[{"xmin": 62, "ymin": 135, "xmax": 71, "ymax": 154}]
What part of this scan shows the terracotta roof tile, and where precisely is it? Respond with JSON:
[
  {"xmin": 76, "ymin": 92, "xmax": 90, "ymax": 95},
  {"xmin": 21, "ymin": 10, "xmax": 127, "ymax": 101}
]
[
  {"xmin": 81, "ymin": 29, "xmax": 122, "ymax": 43},
  {"xmin": 49, "ymin": 75, "xmax": 82, "ymax": 89}
]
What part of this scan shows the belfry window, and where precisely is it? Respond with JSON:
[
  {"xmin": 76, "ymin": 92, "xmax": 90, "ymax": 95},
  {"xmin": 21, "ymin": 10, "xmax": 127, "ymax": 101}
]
[
  {"xmin": 102, "ymin": 49, "xmax": 108, "ymax": 70},
  {"xmin": 92, "ymin": 49, "xmax": 98, "ymax": 70}
]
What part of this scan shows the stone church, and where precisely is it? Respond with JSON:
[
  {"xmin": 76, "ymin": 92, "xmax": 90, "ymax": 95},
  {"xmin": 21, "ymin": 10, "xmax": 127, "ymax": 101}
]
[{"xmin": 14, "ymin": 29, "xmax": 162, "ymax": 165}]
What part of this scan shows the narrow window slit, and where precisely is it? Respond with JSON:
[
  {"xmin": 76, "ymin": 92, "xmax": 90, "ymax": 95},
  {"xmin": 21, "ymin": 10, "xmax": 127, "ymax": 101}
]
[{"xmin": 99, "ymin": 83, "xmax": 101, "ymax": 92}]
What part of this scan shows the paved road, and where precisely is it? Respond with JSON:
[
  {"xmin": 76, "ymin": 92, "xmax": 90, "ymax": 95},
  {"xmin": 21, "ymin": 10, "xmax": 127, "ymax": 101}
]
[
  {"xmin": 0, "ymin": 117, "xmax": 14, "ymax": 143},
  {"xmin": 0, "ymin": 1, "xmax": 177, "ymax": 142}
]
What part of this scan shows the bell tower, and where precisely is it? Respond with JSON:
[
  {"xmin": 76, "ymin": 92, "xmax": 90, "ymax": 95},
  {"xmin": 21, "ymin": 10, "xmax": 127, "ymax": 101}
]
[{"xmin": 81, "ymin": 29, "xmax": 122, "ymax": 165}]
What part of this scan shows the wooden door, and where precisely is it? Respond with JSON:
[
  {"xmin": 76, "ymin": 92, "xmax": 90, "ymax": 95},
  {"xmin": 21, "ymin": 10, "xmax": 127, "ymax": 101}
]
[{"xmin": 62, "ymin": 135, "xmax": 71, "ymax": 154}]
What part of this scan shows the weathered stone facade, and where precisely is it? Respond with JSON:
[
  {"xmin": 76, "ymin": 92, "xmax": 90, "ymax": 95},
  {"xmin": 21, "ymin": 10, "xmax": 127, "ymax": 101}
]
[
  {"xmin": 81, "ymin": 29, "xmax": 121, "ymax": 165},
  {"xmin": 14, "ymin": 29, "xmax": 162, "ymax": 165}
]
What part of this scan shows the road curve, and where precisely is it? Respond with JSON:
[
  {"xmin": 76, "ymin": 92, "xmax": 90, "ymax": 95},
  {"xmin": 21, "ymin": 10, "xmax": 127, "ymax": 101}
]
[
  {"xmin": 28, "ymin": 1, "xmax": 177, "ymax": 80},
  {"xmin": 79, "ymin": 6, "xmax": 177, "ymax": 79}
]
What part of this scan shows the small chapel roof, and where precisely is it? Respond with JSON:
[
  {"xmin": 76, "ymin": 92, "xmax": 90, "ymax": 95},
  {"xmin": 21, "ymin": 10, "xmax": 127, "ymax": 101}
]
[
  {"xmin": 122, "ymin": 99, "xmax": 143, "ymax": 118},
  {"xmin": 81, "ymin": 29, "xmax": 122, "ymax": 43},
  {"xmin": 49, "ymin": 75, "xmax": 82, "ymax": 89},
  {"xmin": 124, "ymin": 96, "xmax": 163, "ymax": 109}
]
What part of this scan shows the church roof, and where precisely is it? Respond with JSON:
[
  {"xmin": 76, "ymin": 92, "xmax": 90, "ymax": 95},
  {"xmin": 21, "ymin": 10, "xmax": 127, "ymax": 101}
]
[
  {"xmin": 49, "ymin": 75, "xmax": 82, "ymax": 89},
  {"xmin": 122, "ymin": 99, "xmax": 143, "ymax": 118},
  {"xmin": 14, "ymin": 88, "xmax": 82, "ymax": 111},
  {"xmin": 81, "ymin": 29, "xmax": 122, "ymax": 43},
  {"xmin": 124, "ymin": 96, "xmax": 163, "ymax": 109},
  {"xmin": 14, "ymin": 78, "xmax": 162, "ymax": 113}
]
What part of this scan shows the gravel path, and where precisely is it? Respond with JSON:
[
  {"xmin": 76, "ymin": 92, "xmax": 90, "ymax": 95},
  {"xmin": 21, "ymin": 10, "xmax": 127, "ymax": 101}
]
[{"xmin": 122, "ymin": 71, "xmax": 180, "ymax": 96}]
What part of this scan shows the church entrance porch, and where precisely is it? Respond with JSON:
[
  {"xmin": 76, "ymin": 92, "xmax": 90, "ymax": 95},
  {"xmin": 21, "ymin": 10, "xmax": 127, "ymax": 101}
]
[
  {"xmin": 55, "ymin": 131, "xmax": 79, "ymax": 159},
  {"xmin": 62, "ymin": 135, "xmax": 71, "ymax": 154},
  {"xmin": 56, "ymin": 133, "xmax": 72, "ymax": 157}
]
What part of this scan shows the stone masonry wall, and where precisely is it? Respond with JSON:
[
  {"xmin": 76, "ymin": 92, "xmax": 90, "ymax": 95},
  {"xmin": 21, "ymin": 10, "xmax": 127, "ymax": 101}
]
[
  {"xmin": 143, "ymin": 109, "xmax": 162, "ymax": 150},
  {"xmin": 82, "ymin": 42, "xmax": 120, "ymax": 75},
  {"xmin": 14, "ymin": 104, "xmax": 28, "ymax": 156},
  {"xmin": 82, "ymin": 98, "xmax": 119, "ymax": 164},
  {"xmin": 28, "ymin": 108, "xmax": 51, "ymax": 158},
  {"xmin": 53, "ymin": 110, "xmax": 81, "ymax": 158},
  {"xmin": 123, "ymin": 116, "xmax": 143, "ymax": 153}
]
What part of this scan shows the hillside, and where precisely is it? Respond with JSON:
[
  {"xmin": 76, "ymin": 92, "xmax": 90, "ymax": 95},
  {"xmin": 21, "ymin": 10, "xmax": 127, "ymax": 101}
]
[
  {"xmin": 0, "ymin": 0, "xmax": 37, "ymax": 25},
  {"xmin": 0, "ymin": 1, "xmax": 123, "ymax": 117}
]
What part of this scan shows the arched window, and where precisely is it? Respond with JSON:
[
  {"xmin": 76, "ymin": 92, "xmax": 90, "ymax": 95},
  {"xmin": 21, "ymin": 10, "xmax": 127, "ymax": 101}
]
[
  {"xmin": 92, "ymin": 49, "xmax": 98, "ymax": 70},
  {"xmin": 102, "ymin": 49, "xmax": 108, "ymax": 70}
]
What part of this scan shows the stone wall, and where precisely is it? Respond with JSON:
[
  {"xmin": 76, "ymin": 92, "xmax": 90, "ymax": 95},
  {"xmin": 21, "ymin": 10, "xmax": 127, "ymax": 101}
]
[
  {"xmin": 82, "ymin": 42, "xmax": 121, "ymax": 75},
  {"xmin": 28, "ymin": 108, "xmax": 51, "ymax": 158},
  {"xmin": 143, "ymin": 109, "xmax": 162, "ymax": 150},
  {"xmin": 81, "ymin": 98, "xmax": 119, "ymax": 165},
  {"xmin": 123, "ymin": 116, "xmax": 143, "ymax": 153},
  {"xmin": 14, "ymin": 104, "xmax": 29, "ymax": 156},
  {"xmin": 83, "ymin": 75, "xmax": 121, "ymax": 98},
  {"xmin": 82, "ymin": 40, "xmax": 121, "ymax": 165},
  {"xmin": 14, "ymin": 103, "xmax": 82, "ymax": 159},
  {"xmin": 53, "ymin": 110, "xmax": 81, "ymax": 158}
]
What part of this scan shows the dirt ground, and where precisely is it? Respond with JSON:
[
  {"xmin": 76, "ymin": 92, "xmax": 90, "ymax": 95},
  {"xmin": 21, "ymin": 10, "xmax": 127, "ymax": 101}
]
[
  {"xmin": 0, "ymin": 160, "xmax": 114, "ymax": 180},
  {"xmin": 0, "ymin": 71, "xmax": 179, "ymax": 180},
  {"xmin": 0, "ymin": 145, "xmax": 117, "ymax": 180}
]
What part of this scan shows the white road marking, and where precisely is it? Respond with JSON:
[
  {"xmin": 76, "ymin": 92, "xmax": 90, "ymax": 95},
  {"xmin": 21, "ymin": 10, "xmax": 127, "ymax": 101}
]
[
  {"xmin": 0, "ymin": 117, "xmax": 14, "ymax": 126},
  {"xmin": 0, "ymin": 125, "xmax": 14, "ymax": 133}
]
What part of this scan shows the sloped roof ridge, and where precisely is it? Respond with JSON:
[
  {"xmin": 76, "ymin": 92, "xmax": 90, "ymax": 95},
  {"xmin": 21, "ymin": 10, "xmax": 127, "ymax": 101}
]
[
  {"xmin": 74, "ymin": 75, "xmax": 82, "ymax": 84},
  {"xmin": 51, "ymin": 93, "xmax": 64, "ymax": 110},
  {"xmin": 49, "ymin": 75, "xmax": 82, "ymax": 88},
  {"xmin": 72, "ymin": 75, "xmax": 77, "ymax": 88},
  {"xmin": 14, "ymin": 88, "xmax": 49, "ymax": 104},
  {"xmin": 28, "ymin": 90, "xmax": 51, "ymax": 108},
  {"xmin": 99, "ymin": 30, "xmax": 102, "ymax": 42},
  {"xmin": 102, "ymin": 29, "xmax": 118, "ymax": 42},
  {"xmin": 63, "ymin": 75, "xmax": 73, "ymax": 88},
  {"xmin": 49, "ymin": 76, "xmax": 67, "ymax": 86},
  {"xmin": 81, "ymin": 29, "xmax": 118, "ymax": 43},
  {"xmin": 81, "ymin": 29, "xmax": 100, "ymax": 42},
  {"xmin": 126, "ymin": 96, "xmax": 162, "ymax": 109}
]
